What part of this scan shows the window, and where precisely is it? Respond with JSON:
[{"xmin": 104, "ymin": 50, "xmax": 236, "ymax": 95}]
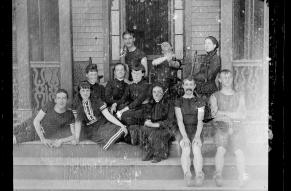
[
  {"xmin": 126, "ymin": 0, "xmax": 169, "ymax": 55},
  {"xmin": 233, "ymin": 0, "xmax": 264, "ymax": 60}
]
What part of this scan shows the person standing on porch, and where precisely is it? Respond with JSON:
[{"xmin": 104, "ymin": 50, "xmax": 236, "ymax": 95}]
[
  {"xmin": 150, "ymin": 41, "xmax": 181, "ymax": 101},
  {"xmin": 209, "ymin": 69, "xmax": 249, "ymax": 187},
  {"xmin": 192, "ymin": 36, "xmax": 221, "ymax": 122},
  {"xmin": 121, "ymin": 30, "xmax": 148, "ymax": 82},
  {"xmin": 174, "ymin": 76, "xmax": 205, "ymax": 187}
]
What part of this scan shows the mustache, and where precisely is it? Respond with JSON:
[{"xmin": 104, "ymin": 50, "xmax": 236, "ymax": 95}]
[{"xmin": 185, "ymin": 88, "xmax": 193, "ymax": 92}]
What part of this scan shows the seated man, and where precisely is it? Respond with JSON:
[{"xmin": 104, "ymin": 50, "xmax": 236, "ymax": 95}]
[
  {"xmin": 104, "ymin": 63, "xmax": 128, "ymax": 114},
  {"xmin": 174, "ymin": 76, "xmax": 205, "ymax": 187},
  {"xmin": 13, "ymin": 89, "xmax": 76, "ymax": 148},
  {"xmin": 116, "ymin": 64, "xmax": 150, "ymax": 126},
  {"xmin": 209, "ymin": 69, "xmax": 248, "ymax": 187}
]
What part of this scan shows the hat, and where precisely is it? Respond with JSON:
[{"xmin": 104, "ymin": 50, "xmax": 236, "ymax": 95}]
[
  {"xmin": 132, "ymin": 64, "xmax": 145, "ymax": 72},
  {"xmin": 158, "ymin": 42, "xmax": 173, "ymax": 50}
]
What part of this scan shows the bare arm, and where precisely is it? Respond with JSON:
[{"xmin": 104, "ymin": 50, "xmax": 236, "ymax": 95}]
[
  {"xmin": 195, "ymin": 107, "xmax": 205, "ymax": 138},
  {"xmin": 141, "ymin": 57, "xmax": 148, "ymax": 77},
  {"xmin": 144, "ymin": 119, "xmax": 160, "ymax": 128},
  {"xmin": 33, "ymin": 110, "xmax": 47, "ymax": 141},
  {"xmin": 175, "ymin": 107, "xmax": 188, "ymax": 139},
  {"xmin": 74, "ymin": 120, "xmax": 82, "ymax": 143},
  {"xmin": 102, "ymin": 108, "xmax": 128, "ymax": 136},
  {"xmin": 152, "ymin": 56, "xmax": 167, "ymax": 66}
]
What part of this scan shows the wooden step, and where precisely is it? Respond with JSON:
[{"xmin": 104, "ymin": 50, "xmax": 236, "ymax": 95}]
[
  {"xmin": 13, "ymin": 140, "xmax": 218, "ymax": 158},
  {"xmin": 13, "ymin": 179, "xmax": 268, "ymax": 191},
  {"xmin": 13, "ymin": 156, "xmax": 267, "ymax": 180}
]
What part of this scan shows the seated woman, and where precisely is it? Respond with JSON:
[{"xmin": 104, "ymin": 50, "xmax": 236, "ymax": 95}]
[
  {"xmin": 74, "ymin": 81, "xmax": 128, "ymax": 150},
  {"xmin": 104, "ymin": 63, "xmax": 128, "ymax": 114},
  {"xmin": 13, "ymin": 89, "xmax": 76, "ymax": 148},
  {"xmin": 138, "ymin": 83, "xmax": 177, "ymax": 163}
]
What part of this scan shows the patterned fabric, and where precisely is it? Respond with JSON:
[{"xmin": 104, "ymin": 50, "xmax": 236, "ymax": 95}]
[
  {"xmin": 138, "ymin": 100, "xmax": 177, "ymax": 159},
  {"xmin": 72, "ymin": 80, "xmax": 105, "ymax": 113},
  {"xmin": 193, "ymin": 49, "xmax": 221, "ymax": 98},
  {"xmin": 76, "ymin": 98, "xmax": 107, "ymax": 126},
  {"xmin": 151, "ymin": 60, "xmax": 173, "ymax": 89},
  {"xmin": 125, "ymin": 48, "xmax": 146, "ymax": 81},
  {"xmin": 104, "ymin": 79, "xmax": 128, "ymax": 106}
]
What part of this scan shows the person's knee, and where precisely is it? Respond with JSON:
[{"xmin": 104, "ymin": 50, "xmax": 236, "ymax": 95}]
[
  {"xmin": 180, "ymin": 139, "xmax": 191, "ymax": 153},
  {"xmin": 192, "ymin": 144, "xmax": 202, "ymax": 155},
  {"xmin": 216, "ymin": 146, "xmax": 226, "ymax": 156}
]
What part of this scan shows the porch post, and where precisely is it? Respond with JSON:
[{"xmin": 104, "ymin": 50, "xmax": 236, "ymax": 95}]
[
  {"xmin": 220, "ymin": 0, "xmax": 233, "ymax": 70},
  {"xmin": 59, "ymin": 0, "xmax": 73, "ymax": 99},
  {"xmin": 16, "ymin": 0, "xmax": 32, "ymax": 120}
]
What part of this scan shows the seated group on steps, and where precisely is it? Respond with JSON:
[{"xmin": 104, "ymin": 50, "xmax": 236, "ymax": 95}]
[{"xmin": 13, "ymin": 35, "xmax": 249, "ymax": 187}]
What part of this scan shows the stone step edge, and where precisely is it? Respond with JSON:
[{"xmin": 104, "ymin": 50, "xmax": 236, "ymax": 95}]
[
  {"xmin": 13, "ymin": 156, "xmax": 268, "ymax": 166},
  {"xmin": 13, "ymin": 179, "xmax": 268, "ymax": 190},
  {"xmin": 17, "ymin": 140, "xmax": 215, "ymax": 145}
]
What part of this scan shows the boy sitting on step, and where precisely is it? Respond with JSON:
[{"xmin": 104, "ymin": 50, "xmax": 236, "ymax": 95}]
[{"xmin": 209, "ymin": 69, "xmax": 249, "ymax": 187}]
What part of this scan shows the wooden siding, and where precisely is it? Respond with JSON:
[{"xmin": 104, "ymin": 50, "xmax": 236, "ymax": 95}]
[
  {"xmin": 191, "ymin": 0, "xmax": 220, "ymax": 55},
  {"xmin": 71, "ymin": 0, "xmax": 106, "ymax": 81}
]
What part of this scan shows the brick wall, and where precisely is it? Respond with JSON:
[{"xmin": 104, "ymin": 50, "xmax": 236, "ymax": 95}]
[
  {"xmin": 191, "ymin": 0, "xmax": 220, "ymax": 55},
  {"xmin": 71, "ymin": 0, "xmax": 106, "ymax": 84}
]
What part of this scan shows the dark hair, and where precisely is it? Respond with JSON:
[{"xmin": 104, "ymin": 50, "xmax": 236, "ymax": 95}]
[
  {"xmin": 205, "ymin": 36, "xmax": 219, "ymax": 49},
  {"xmin": 78, "ymin": 81, "xmax": 91, "ymax": 91},
  {"xmin": 56, "ymin": 89, "xmax": 69, "ymax": 98},
  {"xmin": 122, "ymin": 29, "xmax": 135, "ymax": 38},
  {"xmin": 217, "ymin": 69, "xmax": 234, "ymax": 90},
  {"xmin": 113, "ymin": 62, "xmax": 127, "ymax": 73},
  {"xmin": 182, "ymin": 75, "xmax": 195, "ymax": 84},
  {"xmin": 85, "ymin": 64, "xmax": 98, "ymax": 74},
  {"xmin": 151, "ymin": 82, "xmax": 165, "ymax": 92},
  {"xmin": 219, "ymin": 69, "xmax": 233, "ymax": 77}
]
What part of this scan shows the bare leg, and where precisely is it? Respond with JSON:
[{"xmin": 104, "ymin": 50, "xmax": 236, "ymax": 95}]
[
  {"xmin": 234, "ymin": 149, "xmax": 248, "ymax": 186},
  {"xmin": 180, "ymin": 139, "xmax": 192, "ymax": 186},
  {"xmin": 215, "ymin": 146, "xmax": 226, "ymax": 174},
  {"xmin": 192, "ymin": 143, "xmax": 204, "ymax": 186}
]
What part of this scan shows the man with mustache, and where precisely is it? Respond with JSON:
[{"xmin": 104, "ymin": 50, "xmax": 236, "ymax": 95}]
[{"xmin": 174, "ymin": 76, "xmax": 205, "ymax": 187}]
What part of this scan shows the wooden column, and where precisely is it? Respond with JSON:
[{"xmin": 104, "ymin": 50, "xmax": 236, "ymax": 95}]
[
  {"xmin": 103, "ymin": 0, "xmax": 110, "ymax": 82},
  {"xmin": 220, "ymin": 0, "xmax": 233, "ymax": 70},
  {"xmin": 59, "ymin": 0, "xmax": 73, "ymax": 99},
  {"xmin": 16, "ymin": 0, "xmax": 32, "ymax": 120}
]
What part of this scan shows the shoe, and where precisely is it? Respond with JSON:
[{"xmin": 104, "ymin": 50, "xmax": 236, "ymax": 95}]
[
  {"xmin": 194, "ymin": 171, "xmax": 205, "ymax": 187},
  {"xmin": 142, "ymin": 151, "xmax": 153, "ymax": 161},
  {"xmin": 213, "ymin": 172, "xmax": 223, "ymax": 187},
  {"xmin": 151, "ymin": 156, "xmax": 162, "ymax": 163},
  {"xmin": 184, "ymin": 172, "xmax": 193, "ymax": 187},
  {"xmin": 238, "ymin": 172, "xmax": 249, "ymax": 187}
]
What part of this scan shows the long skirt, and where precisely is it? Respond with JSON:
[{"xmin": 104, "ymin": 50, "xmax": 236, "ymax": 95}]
[{"xmin": 84, "ymin": 121, "xmax": 125, "ymax": 150}]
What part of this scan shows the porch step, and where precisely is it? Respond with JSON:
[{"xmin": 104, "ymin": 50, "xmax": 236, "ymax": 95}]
[
  {"xmin": 13, "ymin": 140, "xmax": 217, "ymax": 158},
  {"xmin": 13, "ymin": 156, "xmax": 267, "ymax": 180},
  {"xmin": 13, "ymin": 179, "xmax": 268, "ymax": 191}
]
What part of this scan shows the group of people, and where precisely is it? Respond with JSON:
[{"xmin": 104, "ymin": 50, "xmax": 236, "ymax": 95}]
[{"xmin": 13, "ymin": 30, "xmax": 248, "ymax": 187}]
